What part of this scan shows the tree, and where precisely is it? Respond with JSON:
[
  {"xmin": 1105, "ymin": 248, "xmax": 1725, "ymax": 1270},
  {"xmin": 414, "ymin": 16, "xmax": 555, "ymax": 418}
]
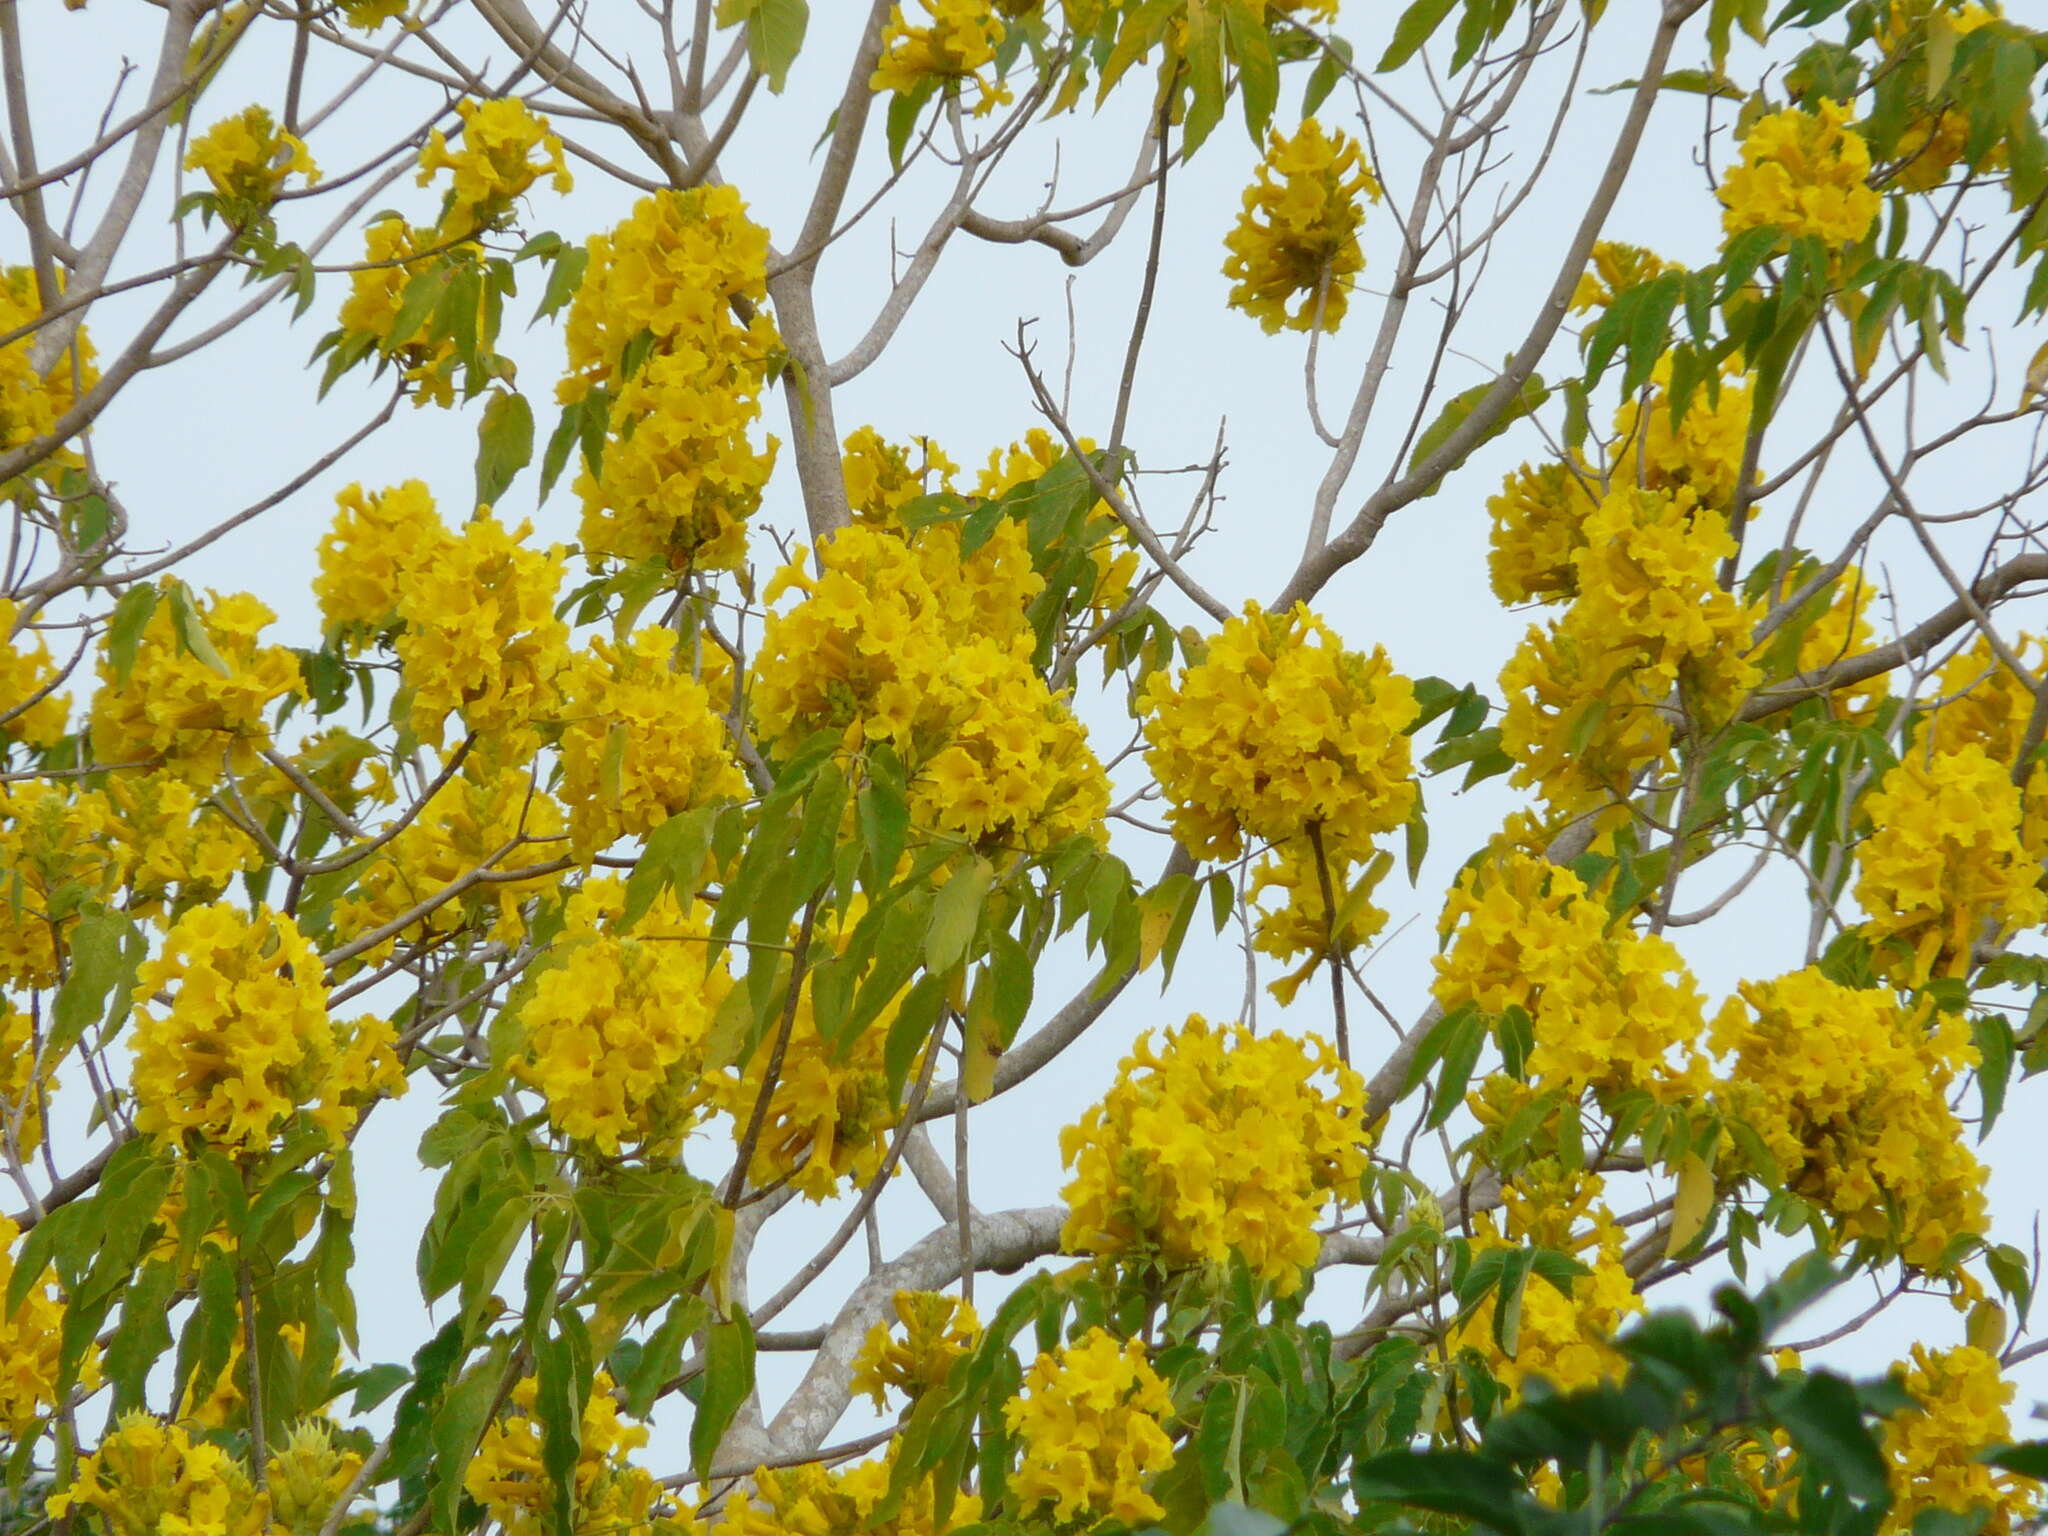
[{"xmin": 3, "ymin": 0, "xmax": 2048, "ymax": 1531}]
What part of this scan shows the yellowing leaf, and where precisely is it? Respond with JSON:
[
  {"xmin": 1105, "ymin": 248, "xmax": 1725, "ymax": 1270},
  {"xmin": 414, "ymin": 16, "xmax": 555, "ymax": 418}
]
[{"xmin": 1668, "ymin": 1153, "xmax": 1714, "ymax": 1257}]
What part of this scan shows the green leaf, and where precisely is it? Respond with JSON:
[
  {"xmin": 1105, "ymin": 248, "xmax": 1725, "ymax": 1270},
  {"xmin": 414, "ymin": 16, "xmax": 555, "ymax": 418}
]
[
  {"xmin": 746, "ymin": 0, "xmax": 808, "ymax": 91},
  {"xmin": 1301, "ymin": 36, "xmax": 1352, "ymax": 117},
  {"xmin": 1424, "ymin": 1007, "xmax": 1488, "ymax": 1130},
  {"xmin": 623, "ymin": 802, "xmax": 724, "ymax": 930},
  {"xmin": 1971, "ymin": 1013, "xmax": 2013, "ymax": 1139},
  {"xmin": 49, "ymin": 909, "xmax": 142, "ymax": 1062},
  {"xmin": 104, "ymin": 583, "xmax": 160, "ymax": 682},
  {"xmin": 1492, "ymin": 1246, "xmax": 1536, "ymax": 1356},
  {"xmin": 884, "ymin": 973, "xmax": 947, "ymax": 1102},
  {"xmin": 1768, "ymin": 1370, "xmax": 1889, "ymax": 1504},
  {"xmin": 431, "ymin": 1339, "xmax": 511, "ymax": 1531},
  {"xmin": 166, "ymin": 581, "xmax": 231, "ymax": 676},
  {"xmin": 926, "ymin": 856, "xmax": 994, "ymax": 975},
  {"xmin": 1405, "ymin": 372, "xmax": 1550, "ymax": 496},
  {"xmin": 1986, "ymin": 1443, "xmax": 2048, "ymax": 1480},
  {"xmin": 1352, "ymin": 1450, "xmax": 1524, "ymax": 1533},
  {"xmin": 1221, "ymin": 0, "xmax": 1278, "ymax": 143},
  {"xmin": 1181, "ymin": 2, "xmax": 1227, "ymax": 156},
  {"xmin": 474, "ymin": 388, "xmax": 535, "ymax": 510},
  {"xmin": 692, "ymin": 1307, "xmax": 756, "ymax": 1479},
  {"xmin": 1378, "ymin": 0, "xmax": 1455, "ymax": 72}
]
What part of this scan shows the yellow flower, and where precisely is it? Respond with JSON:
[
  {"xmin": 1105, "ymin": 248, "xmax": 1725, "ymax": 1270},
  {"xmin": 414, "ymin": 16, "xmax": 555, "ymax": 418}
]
[
  {"xmin": 1059, "ymin": 1015, "xmax": 1371, "ymax": 1292},
  {"xmin": 266, "ymin": 1420, "xmax": 367, "ymax": 1536},
  {"xmin": 562, "ymin": 187, "xmax": 781, "ymax": 573},
  {"xmin": 0, "ymin": 597, "xmax": 72, "ymax": 748},
  {"xmin": 1924, "ymin": 632, "xmax": 2046, "ymax": 763},
  {"xmin": 416, "ymin": 97, "xmax": 571, "ymax": 238},
  {"xmin": 851, "ymin": 1290, "xmax": 981, "ymax": 1409},
  {"xmin": 1571, "ymin": 241, "xmax": 1675, "ymax": 313},
  {"xmin": 1004, "ymin": 1328, "xmax": 1175, "ymax": 1526},
  {"xmin": 185, "ymin": 105, "xmax": 319, "ymax": 211},
  {"xmin": 0, "ymin": 265, "xmax": 98, "ymax": 497},
  {"xmin": 872, "ymin": 0, "xmax": 1011, "ymax": 114},
  {"xmin": 1882, "ymin": 1345, "xmax": 2043, "ymax": 1534},
  {"xmin": 48, "ymin": 1411, "xmax": 270, "ymax": 1536},
  {"xmin": 1486, "ymin": 461, "xmax": 1599, "ymax": 606},
  {"xmin": 1224, "ymin": 118, "xmax": 1381, "ymax": 333},
  {"xmin": 467, "ymin": 1372, "xmax": 694, "ymax": 1536},
  {"xmin": 393, "ymin": 513, "xmax": 569, "ymax": 753},
  {"xmin": 0, "ymin": 1214, "xmax": 79, "ymax": 1437},
  {"xmin": 1720, "ymin": 98, "xmax": 1881, "ymax": 249},
  {"xmin": 1610, "ymin": 357, "xmax": 1758, "ymax": 512},
  {"xmin": 844, "ymin": 424, "xmax": 959, "ymax": 523},
  {"xmin": 1710, "ymin": 968, "xmax": 1987, "ymax": 1270},
  {"xmin": 129, "ymin": 902, "xmax": 403, "ymax": 1156},
  {"xmin": 314, "ymin": 479, "xmax": 450, "ymax": 640},
  {"xmin": 334, "ymin": 216, "xmax": 479, "ymax": 409},
  {"xmin": 87, "ymin": 582, "xmax": 303, "ymax": 784},
  {"xmin": 1853, "ymin": 743, "xmax": 2046, "ymax": 985},
  {"xmin": 513, "ymin": 878, "xmax": 730, "ymax": 1156},
  {"xmin": 1434, "ymin": 852, "xmax": 1713, "ymax": 1106},
  {"xmin": 716, "ymin": 1452, "xmax": 977, "ymax": 1536},
  {"xmin": 557, "ymin": 627, "xmax": 747, "ymax": 856}
]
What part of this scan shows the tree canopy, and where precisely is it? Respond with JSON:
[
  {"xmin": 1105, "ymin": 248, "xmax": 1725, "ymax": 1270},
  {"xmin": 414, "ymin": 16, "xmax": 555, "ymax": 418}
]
[{"xmin": 4, "ymin": 0, "xmax": 2048, "ymax": 1534}]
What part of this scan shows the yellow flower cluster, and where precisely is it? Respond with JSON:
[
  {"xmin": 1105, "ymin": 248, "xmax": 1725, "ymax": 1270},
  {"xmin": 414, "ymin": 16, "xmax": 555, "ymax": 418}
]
[
  {"xmin": 335, "ymin": 216, "xmax": 468, "ymax": 407},
  {"xmin": 562, "ymin": 186, "xmax": 780, "ymax": 573},
  {"xmin": 844, "ymin": 424, "xmax": 958, "ymax": 522},
  {"xmin": 129, "ymin": 902, "xmax": 403, "ymax": 1155},
  {"xmin": 1720, "ymin": 99, "xmax": 1881, "ymax": 249},
  {"xmin": 0, "ymin": 998, "xmax": 52, "ymax": 1159},
  {"xmin": 1059, "ymin": 1015, "xmax": 1370, "ymax": 1292},
  {"xmin": 1570, "ymin": 241, "xmax": 1675, "ymax": 313},
  {"xmin": 393, "ymin": 514, "xmax": 569, "ymax": 753},
  {"xmin": 184, "ymin": 104, "xmax": 319, "ymax": 211},
  {"xmin": 1434, "ymin": 853, "xmax": 1711, "ymax": 1105},
  {"xmin": 1882, "ymin": 1344, "xmax": 2043, "ymax": 1535},
  {"xmin": 1877, "ymin": 3, "xmax": 2003, "ymax": 192},
  {"xmin": 0, "ymin": 597, "xmax": 71, "ymax": 748},
  {"xmin": 556, "ymin": 628, "xmax": 746, "ymax": 856},
  {"xmin": 1244, "ymin": 845, "xmax": 1392, "ymax": 1003},
  {"xmin": 1448, "ymin": 1169, "xmax": 1645, "ymax": 1398},
  {"xmin": 314, "ymin": 478, "xmax": 449, "ymax": 640},
  {"xmin": 1926, "ymin": 633, "xmax": 2046, "ymax": 763},
  {"xmin": 1500, "ymin": 487, "xmax": 1756, "ymax": 819},
  {"xmin": 1142, "ymin": 602, "xmax": 1416, "ymax": 863},
  {"xmin": 332, "ymin": 762, "xmax": 567, "ymax": 960},
  {"xmin": 851, "ymin": 1290, "xmax": 981, "ymax": 1409},
  {"xmin": 1224, "ymin": 118, "xmax": 1381, "ymax": 333},
  {"xmin": 753, "ymin": 523, "xmax": 1107, "ymax": 851},
  {"xmin": 467, "ymin": 1372, "xmax": 692, "ymax": 1536},
  {"xmin": 1486, "ymin": 461, "xmax": 1599, "ymax": 606},
  {"xmin": 102, "ymin": 771, "xmax": 262, "ymax": 919},
  {"xmin": 337, "ymin": 0, "xmax": 407, "ymax": 27},
  {"xmin": 0, "ymin": 1214, "xmax": 71, "ymax": 1437},
  {"xmin": 1610, "ymin": 358, "xmax": 1757, "ymax": 512},
  {"xmin": 1853, "ymin": 743, "xmax": 2047, "ymax": 985},
  {"xmin": 87, "ymin": 584, "xmax": 302, "ymax": 783},
  {"xmin": 416, "ymin": 97, "xmax": 572, "ymax": 239},
  {"xmin": 266, "ymin": 1420, "xmax": 367, "ymax": 1535},
  {"xmin": 710, "ymin": 980, "xmax": 902, "ymax": 1202},
  {"xmin": 973, "ymin": 428, "xmax": 1139, "ymax": 616},
  {"xmin": 1, "ymin": 265, "xmax": 98, "ymax": 496},
  {"xmin": 872, "ymin": 0, "xmax": 1010, "ymax": 113},
  {"xmin": 1004, "ymin": 1327, "xmax": 1175, "ymax": 1526},
  {"xmin": 49, "ymin": 1412, "xmax": 269, "ymax": 1536},
  {"xmin": 514, "ymin": 878, "xmax": 729, "ymax": 1156},
  {"xmin": 0, "ymin": 782, "xmax": 111, "ymax": 986},
  {"xmin": 1781, "ymin": 565, "xmax": 1889, "ymax": 722},
  {"xmin": 1709, "ymin": 968, "xmax": 1986, "ymax": 1270},
  {"xmin": 717, "ymin": 1453, "xmax": 979, "ymax": 1536}
]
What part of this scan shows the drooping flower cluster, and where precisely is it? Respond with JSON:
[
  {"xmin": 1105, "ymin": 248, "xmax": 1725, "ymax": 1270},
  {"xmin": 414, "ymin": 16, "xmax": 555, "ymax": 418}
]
[
  {"xmin": 1720, "ymin": 98, "xmax": 1881, "ymax": 249},
  {"xmin": 1610, "ymin": 358, "xmax": 1757, "ymax": 512},
  {"xmin": 1224, "ymin": 118, "xmax": 1381, "ymax": 333},
  {"xmin": 466, "ymin": 1372, "xmax": 693, "ymax": 1536},
  {"xmin": 1709, "ymin": 968, "xmax": 1987, "ymax": 1270},
  {"xmin": 513, "ymin": 878, "xmax": 729, "ymax": 1156},
  {"xmin": 0, "ymin": 1214, "xmax": 73, "ymax": 1437},
  {"xmin": 129, "ymin": 902, "xmax": 403, "ymax": 1155},
  {"xmin": 752, "ymin": 522, "xmax": 1108, "ymax": 850},
  {"xmin": 1141, "ymin": 602, "xmax": 1416, "ymax": 862},
  {"xmin": 184, "ymin": 104, "xmax": 319, "ymax": 214},
  {"xmin": 1, "ymin": 265, "xmax": 98, "ymax": 498},
  {"xmin": 415, "ymin": 96, "xmax": 571, "ymax": 238},
  {"xmin": 556, "ymin": 628, "xmax": 746, "ymax": 856},
  {"xmin": 1059, "ymin": 1015, "xmax": 1371, "ymax": 1292},
  {"xmin": 87, "ymin": 584, "xmax": 303, "ymax": 782},
  {"xmin": 1882, "ymin": 1344, "xmax": 2043, "ymax": 1534},
  {"xmin": 851, "ymin": 1290, "xmax": 981, "ymax": 1408},
  {"xmin": 717, "ymin": 1453, "xmax": 980, "ymax": 1536},
  {"xmin": 0, "ymin": 596, "xmax": 72, "ymax": 748},
  {"xmin": 314, "ymin": 478, "xmax": 450, "ymax": 640},
  {"xmin": 1486, "ymin": 461, "xmax": 1600, "ymax": 606},
  {"xmin": 1003, "ymin": 1328, "xmax": 1176, "ymax": 1526},
  {"xmin": 561, "ymin": 186, "xmax": 781, "ymax": 573},
  {"xmin": 1500, "ymin": 487, "xmax": 1757, "ymax": 819},
  {"xmin": 1434, "ymin": 852, "xmax": 1712, "ymax": 1106},
  {"xmin": 1447, "ymin": 1168, "xmax": 1645, "ymax": 1397},
  {"xmin": 392, "ymin": 514, "xmax": 569, "ymax": 753},
  {"xmin": 332, "ymin": 761, "xmax": 567, "ymax": 960},
  {"xmin": 48, "ymin": 1412, "xmax": 270, "ymax": 1535},
  {"xmin": 871, "ymin": 0, "xmax": 1011, "ymax": 113},
  {"xmin": 1853, "ymin": 743, "xmax": 2046, "ymax": 985}
]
